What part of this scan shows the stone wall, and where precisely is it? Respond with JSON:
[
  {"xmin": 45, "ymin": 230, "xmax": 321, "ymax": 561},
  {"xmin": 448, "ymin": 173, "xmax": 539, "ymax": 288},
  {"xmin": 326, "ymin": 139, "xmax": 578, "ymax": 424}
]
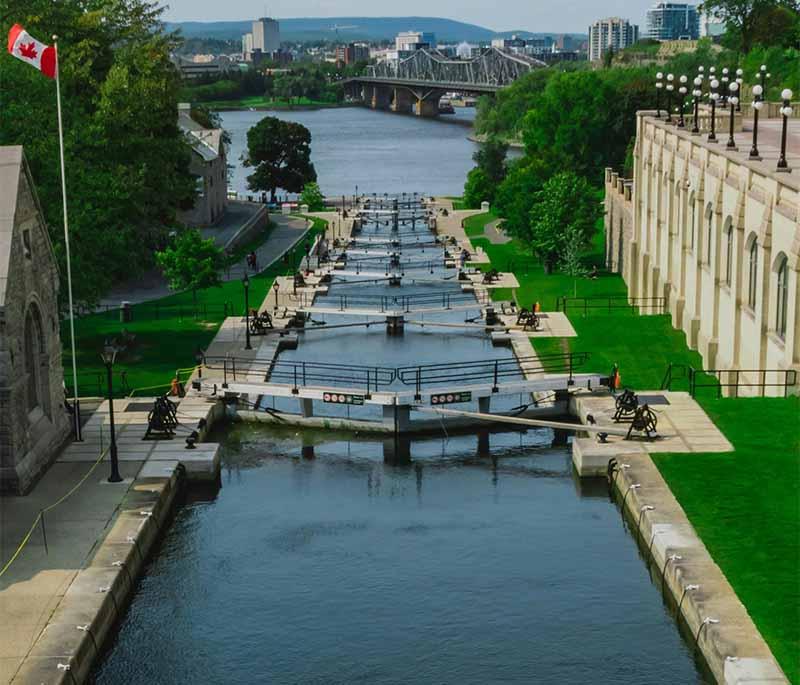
[
  {"xmin": 0, "ymin": 148, "xmax": 71, "ymax": 493},
  {"xmin": 621, "ymin": 111, "xmax": 800, "ymax": 396},
  {"xmin": 603, "ymin": 168, "xmax": 634, "ymax": 278}
]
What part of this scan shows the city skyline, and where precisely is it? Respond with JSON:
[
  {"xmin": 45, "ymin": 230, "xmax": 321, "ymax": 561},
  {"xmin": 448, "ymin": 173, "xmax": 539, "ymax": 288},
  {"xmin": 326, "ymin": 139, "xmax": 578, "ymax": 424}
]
[{"xmin": 161, "ymin": 0, "xmax": 667, "ymax": 34}]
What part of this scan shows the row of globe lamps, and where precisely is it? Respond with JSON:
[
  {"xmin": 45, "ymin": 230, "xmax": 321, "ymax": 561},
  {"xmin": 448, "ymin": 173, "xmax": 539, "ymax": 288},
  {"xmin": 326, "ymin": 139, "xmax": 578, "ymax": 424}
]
[{"xmin": 655, "ymin": 65, "xmax": 793, "ymax": 172}]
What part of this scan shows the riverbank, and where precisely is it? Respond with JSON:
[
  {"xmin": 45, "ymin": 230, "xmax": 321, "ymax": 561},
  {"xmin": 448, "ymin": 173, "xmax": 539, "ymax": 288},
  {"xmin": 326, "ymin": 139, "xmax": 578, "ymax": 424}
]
[
  {"xmin": 461, "ymin": 207, "xmax": 798, "ymax": 682},
  {"xmin": 199, "ymin": 97, "xmax": 354, "ymax": 112},
  {"xmin": 467, "ymin": 132, "xmax": 525, "ymax": 150}
]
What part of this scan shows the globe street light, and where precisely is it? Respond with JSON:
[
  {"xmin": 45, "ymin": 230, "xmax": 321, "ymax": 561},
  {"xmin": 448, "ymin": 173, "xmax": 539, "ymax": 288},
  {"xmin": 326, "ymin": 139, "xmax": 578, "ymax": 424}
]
[
  {"xmin": 242, "ymin": 273, "xmax": 252, "ymax": 350},
  {"xmin": 727, "ymin": 81, "xmax": 739, "ymax": 149},
  {"xmin": 708, "ymin": 77, "xmax": 720, "ymax": 142},
  {"xmin": 666, "ymin": 73, "xmax": 675, "ymax": 122},
  {"xmin": 749, "ymin": 83, "xmax": 764, "ymax": 160},
  {"xmin": 655, "ymin": 72, "xmax": 664, "ymax": 117},
  {"xmin": 720, "ymin": 67, "xmax": 729, "ymax": 106},
  {"xmin": 777, "ymin": 89, "xmax": 794, "ymax": 172},
  {"xmin": 735, "ymin": 68, "xmax": 744, "ymax": 112},
  {"xmin": 678, "ymin": 75, "xmax": 688, "ymax": 128},
  {"xmin": 100, "ymin": 345, "xmax": 122, "ymax": 483},
  {"xmin": 692, "ymin": 74, "xmax": 703, "ymax": 134}
]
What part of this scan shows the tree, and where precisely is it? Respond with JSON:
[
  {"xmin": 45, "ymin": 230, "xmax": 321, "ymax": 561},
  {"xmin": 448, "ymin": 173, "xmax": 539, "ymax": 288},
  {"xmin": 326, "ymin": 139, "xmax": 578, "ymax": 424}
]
[
  {"xmin": 700, "ymin": 0, "xmax": 799, "ymax": 52},
  {"xmin": 300, "ymin": 182, "xmax": 325, "ymax": 211},
  {"xmin": 493, "ymin": 157, "xmax": 550, "ymax": 241},
  {"xmin": 463, "ymin": 168, "xmax": 493, "ymax": 208},
  {"xmin": 156, "ymin": 229, "xmax": 224, "ymax": 302},
  {"xmin": 1, "ymin": 0, "xmax": 196, "ymax": 305},
  {"xmin": 528, "ymin": 172, "xmax": 600, "ymax": 273},
  {"xmin": 244, "ymin": 117, "xmax": 317, "ymax": 202}
]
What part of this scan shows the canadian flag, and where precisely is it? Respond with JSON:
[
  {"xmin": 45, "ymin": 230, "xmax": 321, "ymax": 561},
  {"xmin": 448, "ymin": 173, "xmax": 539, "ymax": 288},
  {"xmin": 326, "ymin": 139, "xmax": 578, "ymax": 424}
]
[{"xmin": 7, "ymin": 24, "xmax": 56, "ymax": 79}]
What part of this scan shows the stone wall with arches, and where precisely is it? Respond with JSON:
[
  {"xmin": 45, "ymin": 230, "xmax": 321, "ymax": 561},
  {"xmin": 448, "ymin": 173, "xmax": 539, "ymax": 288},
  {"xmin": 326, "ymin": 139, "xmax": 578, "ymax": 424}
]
[
  {"xmin": 0, "ymin": 146, "xmax": 70, "ymax": 494},
  {"xmin": 604, "ymin": 112, "xmax": 800, "ymax": 396}
]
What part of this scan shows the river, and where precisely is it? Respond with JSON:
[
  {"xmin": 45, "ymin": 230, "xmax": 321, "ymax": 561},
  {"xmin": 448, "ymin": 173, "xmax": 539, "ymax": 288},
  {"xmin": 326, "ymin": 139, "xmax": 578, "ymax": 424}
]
[{"xmin": 222, "ymin": 107, "xmax": 481, "ymax": 198}]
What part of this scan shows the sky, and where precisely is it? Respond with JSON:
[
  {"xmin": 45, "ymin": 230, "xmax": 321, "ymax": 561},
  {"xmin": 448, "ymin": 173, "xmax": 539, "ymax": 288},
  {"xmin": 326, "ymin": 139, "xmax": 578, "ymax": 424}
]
[{"xmin": 161, "ymin": 0, "xmax": 658, "ymax": 34}]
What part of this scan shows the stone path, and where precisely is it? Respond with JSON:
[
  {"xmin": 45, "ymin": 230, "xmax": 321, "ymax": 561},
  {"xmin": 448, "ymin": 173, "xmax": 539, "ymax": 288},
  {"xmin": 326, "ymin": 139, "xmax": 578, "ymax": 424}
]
[
  {"xmin": 99, "ymin": 214, "xmax": 309, "ymax": 307},
  {"xmin": 483, "ymin": 218, "xmax": 511, "ymax": 244}
]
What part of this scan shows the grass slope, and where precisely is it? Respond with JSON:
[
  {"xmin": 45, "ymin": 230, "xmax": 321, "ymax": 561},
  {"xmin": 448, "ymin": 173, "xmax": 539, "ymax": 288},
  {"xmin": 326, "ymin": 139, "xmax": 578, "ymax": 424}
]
[{"xmin": 471, "ymin": 221, "xmax": 799, "ymax": 681}]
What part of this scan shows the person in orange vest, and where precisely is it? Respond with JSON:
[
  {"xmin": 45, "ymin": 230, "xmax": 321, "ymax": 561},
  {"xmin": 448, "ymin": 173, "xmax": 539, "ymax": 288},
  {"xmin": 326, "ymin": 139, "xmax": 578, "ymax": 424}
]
[
  {"xmin": 612, "ymin": 364, "xmax": 621, "ymax": 393},
  {"xmin": 534, "ymin": 301, "xmax": 541, "ymax": 313}
]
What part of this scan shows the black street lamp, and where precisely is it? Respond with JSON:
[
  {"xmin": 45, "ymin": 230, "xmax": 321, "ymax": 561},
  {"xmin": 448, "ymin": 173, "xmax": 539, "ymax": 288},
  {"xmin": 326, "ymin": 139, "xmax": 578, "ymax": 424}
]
[
  {"xmin": 100, "ymin": 345, "xmax": 122, "ymax": 483},
  {"xmin": 777, "ymin": 89, "xmax": 794, "ymax": 172},
  {"xmin": 243, "ymin": 273, "xmax": 252, "ymax": 350},
  {"xmin": 735, "ymin": 68, "xmax": 744, "ymax": 112},
  {"xmin": 720, "ymin": 67, "xmax": 729, "ymax": 107},
  {"xmin": 666, "ymin": 73, "xmax": 675, "ymax": 122},
  {"xmin": 727, "ymin": 81, "xmax": 740, "ymax": 149},
  {"xmin": 708, "ymin": 75, "xmax": 720, "ymax": 142},
  {"xmin": 678, "ymin": 75, "xmax": 688, "ymax": 128},
  {"xmin": 272, "ymin": 279, "xmax": 280, "ymax": 314},
  {"xmin": 749, "ymin": 82, "xmax": 764, "ymax": 160},
  {"xmin": 655, "ymin": 72, "xmax": 664, "ymax": 117},
  {"xmin": 691, "ymin": 73, "xmax": 703, "ymax": 134}
]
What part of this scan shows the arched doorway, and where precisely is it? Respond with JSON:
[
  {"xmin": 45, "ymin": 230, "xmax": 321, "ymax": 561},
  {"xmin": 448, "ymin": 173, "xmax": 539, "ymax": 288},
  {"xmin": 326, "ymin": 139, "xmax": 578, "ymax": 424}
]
[{"xmin": 24, "ymin": 303, "xmax": 50, "ymax": 418}]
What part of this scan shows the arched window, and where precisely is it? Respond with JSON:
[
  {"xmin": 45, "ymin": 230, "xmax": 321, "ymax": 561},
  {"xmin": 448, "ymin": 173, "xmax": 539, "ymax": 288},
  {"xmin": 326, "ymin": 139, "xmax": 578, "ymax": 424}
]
[
  {"xmin": 748, "ymin": 239, "xmax": 759, "ymax": 310},
  {"xmin": 24, "ymin": 304, "xmax": 45, "ymax": 413},
  {"xmin": 705, "ymin": 206, "xmax": 714, "ymax": 265},
  {"xmin": 776, "ymin": 255, "xmax": 789, "ymax": 339},
  {"xmin": 724, "ymin": 221, "xmax": 734, "ymax": 285}
]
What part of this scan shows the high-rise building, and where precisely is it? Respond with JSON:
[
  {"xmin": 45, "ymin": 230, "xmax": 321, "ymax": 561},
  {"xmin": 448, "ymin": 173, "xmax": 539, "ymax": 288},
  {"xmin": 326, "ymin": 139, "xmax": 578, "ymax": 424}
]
[
  {"xmin": 242, "ymin": 32, "xmax": 254, "ymax": 60},
  {"xmin": 588, "ymin": 17, "xmax": 639, "ymax": 61},
  {"xmin": 252, "ymin": 17, "xmax": 280, "ymax": 56},
  {"xmin": 645, "ymin": 3, "xmax": 700, "ymax": 40},
  {"xmin": 395, "ymin": 31, "xmax": 436, "ymax": 53},
  {"xmin": 335, "ymin": 43, "xmax": 370, "ymax": 66}
]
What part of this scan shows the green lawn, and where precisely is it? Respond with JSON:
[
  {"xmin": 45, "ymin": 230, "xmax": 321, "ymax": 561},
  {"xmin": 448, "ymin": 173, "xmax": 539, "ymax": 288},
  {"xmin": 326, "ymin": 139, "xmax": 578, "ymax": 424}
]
[
  {"xmin": 65, "ymin": 217, "xmax": 324, "ymax": 397},
  {"xmin": 198, "ymin": 96, "xmax": 345, "ymax": 111},
  {"xmin": 472, "ymin": 221, "xmax": 800, "ymax": 681},
  {"xmin": 462, "ymin": 210, "xmax": 496, "ymax": 238}
]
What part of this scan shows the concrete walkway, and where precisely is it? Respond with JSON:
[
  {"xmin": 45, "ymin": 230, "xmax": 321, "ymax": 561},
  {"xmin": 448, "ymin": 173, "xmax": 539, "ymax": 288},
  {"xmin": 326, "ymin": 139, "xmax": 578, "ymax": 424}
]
[
  {"xmin": 483, "ymin": 218, "xmax": 511, "ymax": 244},
  {"xmin": 99, "ymin": 214, "xmax": 308, "ymax": 307}
]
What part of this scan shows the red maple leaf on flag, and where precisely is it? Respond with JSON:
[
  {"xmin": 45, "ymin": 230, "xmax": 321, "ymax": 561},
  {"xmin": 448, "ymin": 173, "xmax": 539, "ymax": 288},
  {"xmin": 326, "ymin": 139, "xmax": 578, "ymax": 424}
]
[{"xmin": 18, "ymin": 42, "xmax": 38, "ymax": 59}]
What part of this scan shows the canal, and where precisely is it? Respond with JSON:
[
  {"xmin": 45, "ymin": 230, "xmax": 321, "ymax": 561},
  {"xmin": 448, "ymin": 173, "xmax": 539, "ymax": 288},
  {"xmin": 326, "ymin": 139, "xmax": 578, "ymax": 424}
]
[{"xmin": 92, "ymin": 196, "xmax": 709, "ymax": 683}]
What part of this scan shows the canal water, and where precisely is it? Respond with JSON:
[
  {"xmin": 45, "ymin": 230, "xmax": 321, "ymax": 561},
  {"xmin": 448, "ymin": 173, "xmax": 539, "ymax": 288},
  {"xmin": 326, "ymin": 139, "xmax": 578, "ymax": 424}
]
[
  {"xmin": 91, "ymin": 200, "xmax": 709, "ymax": 683},
  {"xmin": 222, "ymin": 107, "xmax": 480, "ymax": 198}
]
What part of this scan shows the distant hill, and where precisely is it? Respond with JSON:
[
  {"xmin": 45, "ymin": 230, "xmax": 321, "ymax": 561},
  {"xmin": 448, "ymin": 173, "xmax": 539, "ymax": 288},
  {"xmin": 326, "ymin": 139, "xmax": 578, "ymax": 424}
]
[{"xmin": 165, "ymin": 17, "xmax": 585, "ymax": 44}]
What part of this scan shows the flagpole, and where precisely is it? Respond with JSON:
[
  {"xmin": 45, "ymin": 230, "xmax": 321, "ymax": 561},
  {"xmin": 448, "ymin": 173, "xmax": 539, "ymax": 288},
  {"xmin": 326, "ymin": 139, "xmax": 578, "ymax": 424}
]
[{"xmin": 52, "ymin": 35, "xmax": 82, "ymax": 442}]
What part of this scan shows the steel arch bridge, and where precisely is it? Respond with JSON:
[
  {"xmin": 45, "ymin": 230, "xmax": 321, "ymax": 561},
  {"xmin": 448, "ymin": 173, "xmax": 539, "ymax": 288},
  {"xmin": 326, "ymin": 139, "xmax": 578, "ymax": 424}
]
[
  {"xmin": 367, "ymin": 47, "xmax": 545, "ymax": 91},
  {"xmin": 345, "ymin": 48, "xmax": 546, "ymax": 117}
]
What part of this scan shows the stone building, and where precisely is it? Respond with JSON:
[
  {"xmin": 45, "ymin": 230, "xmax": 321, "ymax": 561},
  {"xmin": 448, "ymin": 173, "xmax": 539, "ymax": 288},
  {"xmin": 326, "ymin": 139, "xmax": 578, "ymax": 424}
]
[
  {"xmin": 605, "ymin": 112, "xmax": 800, "ymax": 395},
  {"xmin": 177, "ymin": 103, "xmax": 228, "ymax": 227},
  {"xmin": 0, "ymin": 146, "xmax": 71, "ymax": 493}
]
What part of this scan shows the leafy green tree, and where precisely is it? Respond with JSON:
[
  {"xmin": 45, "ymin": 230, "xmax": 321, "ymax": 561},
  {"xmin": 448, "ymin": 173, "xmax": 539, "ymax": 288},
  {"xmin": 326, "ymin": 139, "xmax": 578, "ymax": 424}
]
[
  {"xmin": 463, "ymin": 168, "xmax": 493, "ymax": 208},
  {"xmin": 244, "ymin": 117, "xmax": 317, "ymax": 201},
  {"xmin": 156, "ymin": 229, "xmax": 224, "ymax": 302},
  {"xmin": 700, "ymin": 0, "xmax": 799, "ymax": 52},
  {"xmin": 1, "ymin": 0, "xmax": 195, "ymax": 305},
  {"xmin": 493, "ymin": 157, "xmax": 550, "ymax": 241},
  {"xmin": 300, "ymin": 182, "xmax": 326, "ymax": 211},
  {"xmin": 528, "ymin": 172, "xmax": 600, "ymax": 273}
]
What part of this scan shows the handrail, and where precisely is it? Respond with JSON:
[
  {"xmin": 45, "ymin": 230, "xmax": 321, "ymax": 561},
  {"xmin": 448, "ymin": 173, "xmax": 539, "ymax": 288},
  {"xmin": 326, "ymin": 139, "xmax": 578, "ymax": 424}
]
[
  {"xmin": 662, "ymin": 363, "xmax": 797, "ymax": 398},
  {"xmin": 297, "ymin": 290, "xmax": 488, "ymax": 311},
  {"xmin": 556, "ymin": 295, "xmax": 666, "ymax": 315}
]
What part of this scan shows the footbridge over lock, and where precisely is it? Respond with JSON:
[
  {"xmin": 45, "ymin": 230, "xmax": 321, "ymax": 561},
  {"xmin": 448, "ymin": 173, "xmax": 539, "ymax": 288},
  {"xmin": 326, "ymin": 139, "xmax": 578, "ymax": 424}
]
[{"xmin": 344, "ymin": 47, "xmax": 547, "ymax": 117}]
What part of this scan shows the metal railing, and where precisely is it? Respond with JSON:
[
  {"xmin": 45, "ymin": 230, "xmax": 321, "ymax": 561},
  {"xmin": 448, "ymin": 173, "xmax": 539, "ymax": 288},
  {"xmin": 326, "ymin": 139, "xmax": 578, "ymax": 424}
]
[
  {"xmin": 64, "ymin": 370, "xmax": 130, "ymax": 397},
  {"xmin": 297, "ymin": 290, "xmax": 488, "ymax": 311},
  {"xmin": 397, "ymin": 352, "xmax": 591, "ymax": 396},
  {"xmin": 73, "ymin": 301, "xmax": 235, "ymax": 322},
  {"xmin": 556, "ymin": 295, "xmax": 667, "ymax": 315},
  {"xmin": 661, "ymin": 363, "xmax": 797, "ymax": 398},
  {"xmin": 203, "ymin": 356, "xmax": 396, "ymax": 394}
]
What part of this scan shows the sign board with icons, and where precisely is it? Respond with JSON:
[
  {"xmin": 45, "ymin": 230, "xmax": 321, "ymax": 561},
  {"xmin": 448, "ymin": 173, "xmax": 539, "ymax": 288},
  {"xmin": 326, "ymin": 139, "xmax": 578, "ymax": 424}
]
[
  {"xmin": 322, "ymin": 392, "xmax": 365, "ymax": 406},
  {"xmin": 430, "ymin": 392, "xmax": 472, "ymax": 405}
]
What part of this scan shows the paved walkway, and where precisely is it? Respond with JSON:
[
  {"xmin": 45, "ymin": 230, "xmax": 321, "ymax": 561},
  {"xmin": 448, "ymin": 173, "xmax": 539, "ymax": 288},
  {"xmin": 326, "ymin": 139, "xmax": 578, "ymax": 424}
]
[
  {"xmin": 483, "ymin": 218, "xmax": 511, "ymax": 244},
  {"xmin": 99, "ymin": 214, "xmax": 309, "ymax": 307}
]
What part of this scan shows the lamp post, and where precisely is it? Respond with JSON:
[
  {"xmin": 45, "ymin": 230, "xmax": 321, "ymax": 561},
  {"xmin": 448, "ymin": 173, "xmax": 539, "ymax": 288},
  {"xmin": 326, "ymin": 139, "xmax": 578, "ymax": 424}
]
[
  {"xmin": 777, "ymin": 89, "xmax": 793, "ymax": 172},
  {"xmin": 727, "ymin": 81, "xmax": 739, "ymax": 149},
  {"xmin": 720, "ymin": 67, "xmax": 729, "ymax": 106},
  {"xmin": 735, "ymin": 68, "xmax": 744, "ymax": 112},
  {"xmin": 708, "ymin": 76, "xmax": 719, "ymax": 142},
  {"xmin": 678, "ymin": 75, "xmax": 688, "ymax": 128},
  {"xmin": 666, "ymin": 73, "xmax": 674, "ymax": 122},
  {"xmin": 100, "ymin": 345, "xmax": 122, "ymax": 483},
  {"xmin": 272, "ymin": 279, "xmax": 280, "ymax": 314},
  {"xmin": 692, "ymin": 73, "xmax": 703, "ymax": 134},
  {"xmin": 749, "ymin": 83, "xmax": 764, "ymax": 160},
  {"xmin": 243, "ymin": 273, "xmax": 252, "ymax": 350},
  {"xmin": 655, "ymin": 72, "xmax": 664, "ymax": 117}
]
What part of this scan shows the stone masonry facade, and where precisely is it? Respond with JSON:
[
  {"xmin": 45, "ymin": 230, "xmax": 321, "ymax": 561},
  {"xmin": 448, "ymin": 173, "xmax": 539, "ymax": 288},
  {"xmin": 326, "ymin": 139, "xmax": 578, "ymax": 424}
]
[{"xmin": 0, "ymin": 146, "xmax": 70, "ymax": 494}]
